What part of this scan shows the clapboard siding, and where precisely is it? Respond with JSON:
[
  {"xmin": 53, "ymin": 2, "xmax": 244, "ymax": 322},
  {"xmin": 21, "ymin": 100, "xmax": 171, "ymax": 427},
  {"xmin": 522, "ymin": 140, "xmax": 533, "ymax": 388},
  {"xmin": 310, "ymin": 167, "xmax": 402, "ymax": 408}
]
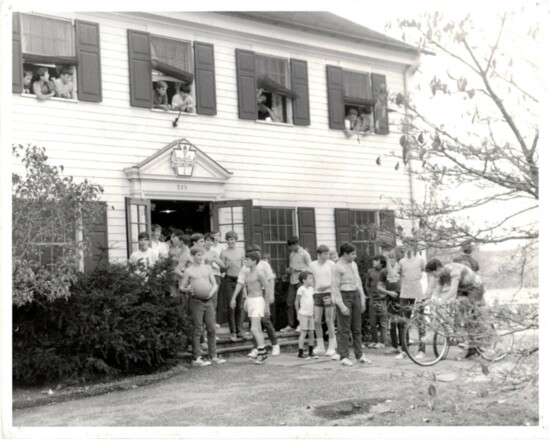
[{"xmin": 11, "ymin": 11, "xmax": 417, "ymax": 262}]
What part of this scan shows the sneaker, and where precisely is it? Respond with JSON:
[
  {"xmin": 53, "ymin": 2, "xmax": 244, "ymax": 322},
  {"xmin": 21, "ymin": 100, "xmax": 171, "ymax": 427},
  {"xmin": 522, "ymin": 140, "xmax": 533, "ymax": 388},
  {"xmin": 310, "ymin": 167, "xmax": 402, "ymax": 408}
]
[
  {"xmin": 236, "ymin": 332, "xmax": 244, "ymax": 339},
  {"xmin": 367, "ymin": 342, "xmax": 377, "ymax": 348},
  {"xmin": 297, "ymin": 352, "xmax": 310, "ymax": 359},
  {"xmin": 395, "ymin": 352, "xmax": 406, "ymax": 360},
  {"xmin": 313, "ymin": 345, "xmax": 325, "ymax": 356},
  {"xmin": 271, "ymin": 344, "xmax": 281, "ymax": 356},
  {"xmin": 415, "ymin": 351, "xmax": 426, "ymax": 359},
  {"xmin": 295, "ymin": 326, "xmax": 302, "ymax": 333},
  {"xmin": 247, "ymin": 348, "xmax": 258, "ymax": 358},
  {"xmin": 325, "ymin": 347, "xmax": 336, "ymax": 357},
  {"xmin": 358, "ymin": 355, "xmax": 373, "ymax": 365},
  {"xmin": 212, "ymin": 356, "xmax": 226, "ymax": 365},
  {"xmin": 331, "ymin": 353, "xmax": 341, "ymax": 361},
  {"xmin": 309, "ymin": 354, "xmax": 319, "ymax": 360},
  {"xmin": 255, "ymin": 353, "xmax": 268, "ymax": 364},
  {"xmin": 242, "ymin": 332, "xmax": 253, "ymax": 340},
  {"xmin": 374, "ymin": 342, "xmax": 385, "ymax": 349},
  {"xmin": 340, "ymin": 358, "xmax": 353, "ymax": 366},
  {"xmin": 279, "ymin": 326, "xmax": 294, "ymax": 333},
  {"xmin": 384, "ymin": 347, "xmax": 400, "ymax": 355},
  {"xmin": 229, "ymin": 333, "xmax": 238, "ymax": 342},
  {"xmin": 192, "ymin": 357, "xmax": 212, "ymax": 367}
]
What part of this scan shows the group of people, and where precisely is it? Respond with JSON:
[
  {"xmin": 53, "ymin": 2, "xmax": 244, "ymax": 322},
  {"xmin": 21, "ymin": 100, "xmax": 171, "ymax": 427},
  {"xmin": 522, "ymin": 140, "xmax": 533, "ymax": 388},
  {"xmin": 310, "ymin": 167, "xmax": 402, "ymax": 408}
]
[
  {"xmin": 153, "ymin": 81, "xmax": 195, "ymax": 113},
  {"xmin": 23, "ymin": 66, "xmax": 74, "ymax": 100},
  {"xmin": 344, "ymin": 106, "xmax": 373, "ymax": 138},
  {"xmin": 129, "ymin": 226, "xmax": 485, "ymax": 368}
]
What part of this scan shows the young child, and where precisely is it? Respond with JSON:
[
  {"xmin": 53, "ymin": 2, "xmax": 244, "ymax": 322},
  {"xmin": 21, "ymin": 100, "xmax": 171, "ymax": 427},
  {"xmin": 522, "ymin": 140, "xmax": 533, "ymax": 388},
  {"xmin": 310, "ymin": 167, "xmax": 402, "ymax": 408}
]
[
  {"xmin": 172, "ymin": 82, "xmax": 194, "ymax": 113},
  {"xmin": 231, "ymin": 251, "xmax": 270, "ymax": 364},
  {"xmin": 53, "ymin": 66, "xmax": 74, "ymax": 99},
  {"xmin": 221, "ymin": 231, "xmax": 245, "ymax": 341},
  {"xmin": 180, "ymin": 246, "xmax": 226, "ymax": 367},
  {"xmin": 377, "ymin": 251, "xmax": 404, "ymax": 359},
  {"xmin": 32, "ymin": 67, "xmax": 55, "ymax": 100},
  {"xmin": 295, "ymin": 271, "xmax": 318, "ymax": 359},
  {"xmin": 365, "ymin": 255, "xmax": 388, "ymax": 350},
  {"xmin": 153, "ymin": 81, "xmax": 170, "ymax": 111},
  {"xmin": 23, "ymin": 69, "xmax": 33, "ymax": 94}
]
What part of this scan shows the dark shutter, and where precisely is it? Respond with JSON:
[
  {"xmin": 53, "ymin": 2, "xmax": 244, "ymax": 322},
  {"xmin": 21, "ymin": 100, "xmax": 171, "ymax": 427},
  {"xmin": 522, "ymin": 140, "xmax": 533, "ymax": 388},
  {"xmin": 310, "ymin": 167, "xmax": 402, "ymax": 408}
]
[
  {"xmin": 12, "ymin": 13, "xmax": 23, "ymax": 93},
  {"xmin": 84, "ymin": 202, "xmax": 109, "ymax": 272},
  {"xmin": 290, "ymin": 59, "xmax": 310, "ymax": 126},
  {"xmin": 372, "ymin": 73, "xmax": 389, "ymax": 134},
  {"xmin": 252, "ymin": 206, "xmax": 264, "ymax": 249},
  {"xmin": 127, "ymin": 29, "xmax": 152, "ymax": 108},
  {"xmin": 326, "ymin": 65, "xmax": 345, "ymax": 129},
  {"xmin": 194, "ymin": 41, "xmax": 217, "ymax": 115},
  {"xmin": 235, "ymin": 49, "xmax": 257, "ymax": 120},
  {"xmin": 298, "ymin": 208, "xmax": 317, "ymax": 257},
  {"xmin": 334, "ymin": 208, "xmax": 352, "ymax": 249},
  {"xmin": 75, "ymin": 20, "xmax": 102, "ymax": 102}
]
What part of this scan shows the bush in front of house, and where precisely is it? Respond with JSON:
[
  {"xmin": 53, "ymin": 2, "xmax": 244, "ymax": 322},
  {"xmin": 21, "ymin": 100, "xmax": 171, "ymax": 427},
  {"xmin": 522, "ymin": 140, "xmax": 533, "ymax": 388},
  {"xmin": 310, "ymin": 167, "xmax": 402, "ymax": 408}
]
[{"xmin": 13, "ymin": 259, "xmax": 192, "ymax": 386}]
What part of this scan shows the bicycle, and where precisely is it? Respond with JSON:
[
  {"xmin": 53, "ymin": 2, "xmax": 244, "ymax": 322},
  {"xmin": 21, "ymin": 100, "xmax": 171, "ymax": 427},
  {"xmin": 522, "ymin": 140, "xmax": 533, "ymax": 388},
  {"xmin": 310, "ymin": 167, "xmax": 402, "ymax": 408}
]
[{"xmin": 402, "ymin": 298, "xmax": 514, "ymax": 367}]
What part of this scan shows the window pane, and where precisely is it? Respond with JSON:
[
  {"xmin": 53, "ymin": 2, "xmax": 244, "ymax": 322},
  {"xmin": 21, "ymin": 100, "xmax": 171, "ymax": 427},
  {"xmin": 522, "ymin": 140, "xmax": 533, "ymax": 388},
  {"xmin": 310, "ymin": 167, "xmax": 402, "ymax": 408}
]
[
  {"xmin": 219, "ymin": 224, "xmax": 232, "ymax": 241},
  {"xmin": 232, "ymin": 207, "xmax": 244, "ymax": 223},
  {"xmin": 138, "ymin": 205, "xmax": 146, "ymax": 223},
  {"xmin": 343, "ymin": 70, "xmax": 372, "ymax": 101},
  {"xmin": 150, "ymin": 35, "xmax": 192, "ymax": 73},
  {"xmin": 255, "ymin": 54, "xmax": 289, "ymax": 88},
  {"xmin": 131, "ymin": 225, "xmax": 139, "ymax": 243},
  {"xmin": 233, "ymin": 223, "xmax": 245, "ymax": 239},
  {"xmin": 218, "ymin": 207, "xmax": 233, "ymax": 225},
  {"xmin": 21, "ymin": 14, "xmax": 75, "ymax": 57},
  {"xmin": 131, "ymin": 205, "xmax": 138, "ymax": 223}
]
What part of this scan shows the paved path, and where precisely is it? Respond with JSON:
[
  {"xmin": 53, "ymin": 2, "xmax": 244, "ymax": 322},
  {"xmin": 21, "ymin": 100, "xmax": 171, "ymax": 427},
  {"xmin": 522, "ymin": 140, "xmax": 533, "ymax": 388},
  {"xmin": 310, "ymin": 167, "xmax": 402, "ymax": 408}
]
[{"xmin": 12, "ymin": 350, "xmax": 499, "ymax": 427}]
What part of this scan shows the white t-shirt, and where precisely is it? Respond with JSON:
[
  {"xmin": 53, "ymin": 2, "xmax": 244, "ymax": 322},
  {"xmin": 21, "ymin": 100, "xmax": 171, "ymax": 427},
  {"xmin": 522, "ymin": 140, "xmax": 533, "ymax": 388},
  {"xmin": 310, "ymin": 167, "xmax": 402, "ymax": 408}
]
[
  {"xmin": 309, "ymin": 260, "xmax": 335, "ymax": 294},
  {"xmin": 150, "ymin": 240, "xmax": 169, "ymax": 259},
  {"xmin": 297, "ymin": 285, "xmax": 315, "ymax": 316},
  {"xmin": 129, "ymin": 248, "xmax": 159, "ymax": 272},
  {"xmin": 399, "ymin": 256, "xmax": 425, "ymax": 299}
]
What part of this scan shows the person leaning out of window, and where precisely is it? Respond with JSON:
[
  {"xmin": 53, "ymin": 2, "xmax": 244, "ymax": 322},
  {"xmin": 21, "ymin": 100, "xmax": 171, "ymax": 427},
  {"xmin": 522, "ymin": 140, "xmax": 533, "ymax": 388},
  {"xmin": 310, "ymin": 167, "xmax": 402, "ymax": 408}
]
[
  {"xmin": 32, "ymin": 67, "xmax": 55, "ymax": 101},
  {"xmin": 172, "ymin": 82, "xmax": 195, "ymax": 113}
]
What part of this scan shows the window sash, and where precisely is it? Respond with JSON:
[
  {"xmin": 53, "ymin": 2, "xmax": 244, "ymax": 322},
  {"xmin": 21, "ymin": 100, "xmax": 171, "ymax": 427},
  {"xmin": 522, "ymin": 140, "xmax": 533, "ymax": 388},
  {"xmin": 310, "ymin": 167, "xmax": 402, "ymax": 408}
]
[
  {"xmin": 150, "ymin": 35, "xmax": 193, "ymax": 81},
  {"xmin": 255, "ymin": 54, "xmax": 289, "ymax": 90},
  {"xmin": 343, "ymin": 70, "xmax": 372, "ymax": 103},
  {"xmin": 20, "ymin": 14, "xmax": 75, "ymax": 58},
  {"xmin": 261, "ymin": 208, "xmax": 294, "ymax": 278}
]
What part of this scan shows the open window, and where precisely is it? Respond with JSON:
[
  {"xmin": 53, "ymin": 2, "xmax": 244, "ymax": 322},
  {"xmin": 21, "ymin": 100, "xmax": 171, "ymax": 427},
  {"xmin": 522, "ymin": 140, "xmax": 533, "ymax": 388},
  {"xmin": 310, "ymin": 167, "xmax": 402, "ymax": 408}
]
[
  {"xmin": 327, "ymin": 65, "xmax": 389, "ymax": 134},
  {"xmin": 236, "ymin": 49, "xmax": 310, "ymax": 126},
  {"xmin": 128, "ymin": 30, "xmax": 217, "ymax": 115},
  {"xmin": 12, "ymin": 13, "xmax": 102, "ymax": 102}
]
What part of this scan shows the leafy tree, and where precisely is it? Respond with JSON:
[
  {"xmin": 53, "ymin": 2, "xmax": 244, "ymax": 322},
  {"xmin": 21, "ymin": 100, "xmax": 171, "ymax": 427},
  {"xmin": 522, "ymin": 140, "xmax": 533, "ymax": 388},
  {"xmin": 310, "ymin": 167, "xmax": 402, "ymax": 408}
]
[
  {"xmin": 12, "ymin": 144, "xmax": 105, "ymax": 306},
  {"xmin": 381, "ymin": 6, "xmax": 539, "ymax": 252}
]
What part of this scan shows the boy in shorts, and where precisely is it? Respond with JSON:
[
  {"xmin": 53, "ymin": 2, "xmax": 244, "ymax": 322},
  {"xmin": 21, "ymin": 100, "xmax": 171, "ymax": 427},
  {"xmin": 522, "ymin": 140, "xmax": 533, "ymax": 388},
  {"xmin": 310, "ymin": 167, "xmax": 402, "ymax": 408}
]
[
  {"xmin": 309, "ymin": 245, "xmax": 337, "ymax": 356},
  {"xmin": 295, "ymin": 271, "xmax": 318, "ymax": 359},
  {"xmin": 231, "ymin": 251, "xmax": 271, "ymax": 364}
]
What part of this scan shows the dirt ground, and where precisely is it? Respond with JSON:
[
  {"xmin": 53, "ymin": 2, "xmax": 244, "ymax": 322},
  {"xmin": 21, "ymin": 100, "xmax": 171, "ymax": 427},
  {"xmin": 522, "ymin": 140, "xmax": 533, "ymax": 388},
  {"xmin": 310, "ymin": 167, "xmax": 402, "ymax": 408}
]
[{"xmin": 11, "ymin": 347, "xmax": 539, "ymax": 428}]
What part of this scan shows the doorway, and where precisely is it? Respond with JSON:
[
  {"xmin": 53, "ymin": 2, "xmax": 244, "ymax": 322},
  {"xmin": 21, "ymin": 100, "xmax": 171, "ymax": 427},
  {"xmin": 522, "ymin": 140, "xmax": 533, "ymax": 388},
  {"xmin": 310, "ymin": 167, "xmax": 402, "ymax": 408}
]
[{"xmin": 150, "ymin": 199, "xmax": 211, "ymax": 237}]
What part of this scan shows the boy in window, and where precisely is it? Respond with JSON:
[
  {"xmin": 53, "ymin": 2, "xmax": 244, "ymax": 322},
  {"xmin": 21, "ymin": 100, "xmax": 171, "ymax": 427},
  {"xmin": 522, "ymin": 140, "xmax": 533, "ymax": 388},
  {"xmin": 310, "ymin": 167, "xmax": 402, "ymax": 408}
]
[
  {"xmin": 32, "ymin": 67, "xmax": 55, "ymax": 101},
  {"xmin": 53, "ymin": 67, "xmax": 74, "ymax": 99},
  {"xmin": 23, "ymin": 69, "xmax": 33, "ymax": 94},
  {"xmin": 344, "ymin": 107, "xmax": 360, "ymax": 138},
  {"xmin": 172, "ymin": 82, "xmax": 194, "ymax": 113},
  {"xmin": 153, "ymin": 80, "xmax": 171, "ymax": 111},
  {"xmin": 256, "ymin": 88, "xmax": 278, "ymax": 122}
]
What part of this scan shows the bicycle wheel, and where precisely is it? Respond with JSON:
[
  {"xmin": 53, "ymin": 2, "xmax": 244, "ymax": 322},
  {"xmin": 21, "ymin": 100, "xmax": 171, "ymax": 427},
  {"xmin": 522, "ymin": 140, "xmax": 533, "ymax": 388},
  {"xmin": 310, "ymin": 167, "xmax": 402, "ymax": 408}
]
[
  {"xmin": 476, "ymin": 323, "xmax": 514, "ymax": 362},
  {"xmin": 403, "ymin": 317, "xmax": 450, "ymax": 366}
]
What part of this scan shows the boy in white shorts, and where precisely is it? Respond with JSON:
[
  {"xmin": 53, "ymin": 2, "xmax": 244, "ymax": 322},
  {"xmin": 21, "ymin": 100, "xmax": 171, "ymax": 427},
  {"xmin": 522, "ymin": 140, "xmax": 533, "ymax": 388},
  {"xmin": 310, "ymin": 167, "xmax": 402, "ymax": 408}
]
[
  {"xmin": 295, "ymin": 271, "xmax": 318, "ymax": 359},
  {"xmin": 230, "ymin": 251, "xmax": 271, "ymax": 364}
]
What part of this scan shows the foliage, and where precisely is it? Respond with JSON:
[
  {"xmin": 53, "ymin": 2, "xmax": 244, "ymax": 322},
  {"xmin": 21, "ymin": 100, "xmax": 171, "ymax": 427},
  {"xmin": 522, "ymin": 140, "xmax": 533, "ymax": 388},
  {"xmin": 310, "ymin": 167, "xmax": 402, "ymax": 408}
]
[
  {"xmin": 12, "ymin": 144, "xmax": 105, "ymax": 306},
  {"xmin": 13, "ymin": 259, "xmax": 192, "ymax": 386},
  {"xmin": 380, "ymin": 6, "xmax": 539, "ymax": 251}
]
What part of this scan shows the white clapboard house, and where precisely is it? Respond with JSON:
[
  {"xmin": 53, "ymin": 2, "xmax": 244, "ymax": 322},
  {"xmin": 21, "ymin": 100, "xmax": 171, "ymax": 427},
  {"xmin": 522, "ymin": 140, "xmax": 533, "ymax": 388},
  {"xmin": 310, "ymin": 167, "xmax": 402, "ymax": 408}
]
[{"xmin": 11, "ymin": 11, "xmax": 420, "ymax": 283}]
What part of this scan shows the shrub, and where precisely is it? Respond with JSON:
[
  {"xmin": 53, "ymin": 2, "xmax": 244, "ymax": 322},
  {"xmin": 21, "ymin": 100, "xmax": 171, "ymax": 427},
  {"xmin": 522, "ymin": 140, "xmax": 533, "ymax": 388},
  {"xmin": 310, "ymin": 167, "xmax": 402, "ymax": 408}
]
[{"xmin": 13, "ymin": 259, "xmax": 192, "ymax": 385}]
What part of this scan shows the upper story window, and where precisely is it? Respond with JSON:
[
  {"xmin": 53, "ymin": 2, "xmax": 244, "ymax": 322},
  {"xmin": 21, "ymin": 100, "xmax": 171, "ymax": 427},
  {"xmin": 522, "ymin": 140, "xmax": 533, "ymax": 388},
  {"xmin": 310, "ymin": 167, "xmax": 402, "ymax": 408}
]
[
  {"xmin": 12, "ymin": 13, "xmax": 102, "ymax": 103},
  {"xmin": 236, "ymin": 49, "xmax": 310, "ymax": 126},
  {"xmin": 326, "ymin": 65, "xmax": 389, "ymax": 135},
  {"xmin": 127, "ymin": 30, "xmax": 217, "ymax": 115}
]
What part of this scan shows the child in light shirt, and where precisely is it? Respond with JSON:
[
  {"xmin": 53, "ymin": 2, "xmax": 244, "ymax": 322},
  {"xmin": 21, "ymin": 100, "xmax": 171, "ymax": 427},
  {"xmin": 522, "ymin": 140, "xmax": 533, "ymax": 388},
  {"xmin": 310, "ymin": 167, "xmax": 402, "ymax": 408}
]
[{"xmin": 295, "ymin": 271, "xmax": 318, "ymax": 359}]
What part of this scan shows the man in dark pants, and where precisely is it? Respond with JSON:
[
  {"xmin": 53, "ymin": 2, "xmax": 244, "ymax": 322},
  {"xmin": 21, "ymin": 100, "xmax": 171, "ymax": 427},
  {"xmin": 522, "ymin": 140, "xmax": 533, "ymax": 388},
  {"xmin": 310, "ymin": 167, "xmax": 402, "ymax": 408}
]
[
  {"xmin": 331, "ymin": 242, "xmax": 372, "ymax": 366},
  {"xmin": 280, "ymin": 236, "xmax": 311, "ymax": 332},
  {"xmin": 220, "ymin": 231, "xmax": 244, "ymax": 341}
]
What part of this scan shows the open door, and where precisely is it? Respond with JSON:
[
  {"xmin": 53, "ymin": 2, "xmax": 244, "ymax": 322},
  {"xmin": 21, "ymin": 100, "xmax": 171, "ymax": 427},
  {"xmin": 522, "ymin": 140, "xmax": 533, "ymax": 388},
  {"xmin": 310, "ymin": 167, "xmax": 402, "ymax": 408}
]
[
  {"xmin": 125, "ymin": 197, "xmax": 151, "ymax": 257},
  {"xmin": 211, "ymin": 199, "xmax": 253, "ymax": 251}
]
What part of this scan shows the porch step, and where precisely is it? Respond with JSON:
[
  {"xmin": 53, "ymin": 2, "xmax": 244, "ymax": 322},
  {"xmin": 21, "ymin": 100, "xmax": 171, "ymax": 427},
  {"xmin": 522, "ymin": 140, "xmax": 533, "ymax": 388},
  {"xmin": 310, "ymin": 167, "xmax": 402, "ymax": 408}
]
[{"xmin": 174, "ymin": 331, "xmax": 301, "ymax": 360}]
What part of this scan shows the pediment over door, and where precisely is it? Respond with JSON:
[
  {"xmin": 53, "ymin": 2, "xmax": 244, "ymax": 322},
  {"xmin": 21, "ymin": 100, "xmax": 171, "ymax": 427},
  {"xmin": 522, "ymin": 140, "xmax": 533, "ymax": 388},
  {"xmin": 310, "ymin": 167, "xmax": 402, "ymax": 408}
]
[{"xmin": 123, "ymin": 138, "xmax": 233, "ymax": 199}]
